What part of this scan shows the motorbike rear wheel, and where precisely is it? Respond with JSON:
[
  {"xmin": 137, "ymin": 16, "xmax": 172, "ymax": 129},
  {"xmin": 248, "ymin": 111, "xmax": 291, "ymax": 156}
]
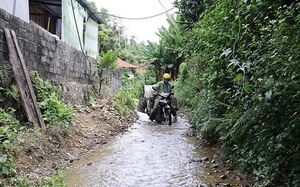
[{"xmin": 164, "ymin": 109, "xmax": 172, "ymax": 126}]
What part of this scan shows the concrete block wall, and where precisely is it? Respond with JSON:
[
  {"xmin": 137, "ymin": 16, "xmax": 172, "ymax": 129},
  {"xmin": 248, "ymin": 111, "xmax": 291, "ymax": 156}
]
[{"xmin": 0, "ymin": 8, "xmax": 122, "ymax": 104}]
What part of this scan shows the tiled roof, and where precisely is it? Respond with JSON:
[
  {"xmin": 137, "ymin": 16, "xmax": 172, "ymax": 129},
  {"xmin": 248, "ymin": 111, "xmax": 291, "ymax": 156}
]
[{"xmin": 116, "ymin": 58, "xmax": 139, "ymax": 68}]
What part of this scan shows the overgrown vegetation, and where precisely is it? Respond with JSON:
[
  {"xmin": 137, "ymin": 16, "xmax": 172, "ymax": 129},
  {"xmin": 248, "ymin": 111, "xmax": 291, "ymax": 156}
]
[
  {"xmin": 92, "ymin": 50, "xmax": 118, "ymax": 95},
  {"xmin": 170, "ymin": 0, "xmax": 300, "ymax": 186},
  {"xmin": 0, "ymin": 64, "xmax": 142, "ymax": 186},
  {"xmin": 0, "ymin": 108, "xmax": 20, "ymax": 186},
  {"xmin": 91, "ymin": 49, "xmax": 144, "ymax": 116},
  {"xmin": 0, "ymin": 69, "xmax": 73, "ymax": 186},
  {"xmin": 91, "ymin": 4, "xmax": 146, "ymax": 67},
  {"xmin": 114, "ymin": 73, "xmax": 144, "ymax": 116},
  {"xmin": 32, "ymin": 71, "xmax": 74, "ymax": 127}
]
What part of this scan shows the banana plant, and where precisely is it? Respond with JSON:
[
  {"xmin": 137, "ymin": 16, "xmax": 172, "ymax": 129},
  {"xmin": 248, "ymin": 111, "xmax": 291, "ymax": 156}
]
[{"xmin": 144, "ymin": 13, "xmax": 185, "ymax": 80}]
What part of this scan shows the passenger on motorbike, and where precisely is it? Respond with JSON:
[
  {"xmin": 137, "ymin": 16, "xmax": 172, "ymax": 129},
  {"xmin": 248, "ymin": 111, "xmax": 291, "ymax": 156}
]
[{"xmin": 148, "ymin": 73, "xmax": 177, "ymax": 123}]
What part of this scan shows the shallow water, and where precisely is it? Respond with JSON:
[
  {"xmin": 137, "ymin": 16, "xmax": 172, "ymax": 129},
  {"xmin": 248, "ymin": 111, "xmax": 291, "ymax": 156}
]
[{"xmin": 63, "ymin": 112, "xmax": 249, "ymax": 187}]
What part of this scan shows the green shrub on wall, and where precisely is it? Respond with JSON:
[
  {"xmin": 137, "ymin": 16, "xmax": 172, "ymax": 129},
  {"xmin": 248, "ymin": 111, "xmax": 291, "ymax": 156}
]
[{"xmin": 31, "ymin": 71, "xmax": 74, "ymax": 127}]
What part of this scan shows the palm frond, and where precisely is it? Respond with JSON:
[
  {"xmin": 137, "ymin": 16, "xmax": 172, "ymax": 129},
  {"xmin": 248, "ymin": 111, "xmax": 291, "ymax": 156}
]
[{"xmin": 223, "ymin": 107, "xmax": 259, "ymax": 144}]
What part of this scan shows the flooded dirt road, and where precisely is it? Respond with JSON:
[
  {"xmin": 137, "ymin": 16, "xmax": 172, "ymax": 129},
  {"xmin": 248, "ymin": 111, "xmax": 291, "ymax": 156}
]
[{"xmin": 63, "ymin": 112, "xmax": 250, "ymax": 187}]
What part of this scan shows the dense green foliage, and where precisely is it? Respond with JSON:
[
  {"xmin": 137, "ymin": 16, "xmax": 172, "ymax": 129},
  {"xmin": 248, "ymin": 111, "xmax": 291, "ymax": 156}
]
[
  {"xmin": 96, "ymin": 7, "xmax": 147, "ymax": 67},
  {"xmin": 174, "ymin": 0, "xmax": 208, "ymax": 27},
  {"xmin": 0, "ymin": 108, "xmax": 19, "ymax": 186},
  {"xmin": 92, "ymin": 50, "xmax": 118, "ymax": 95},
  {"xmin": 173, "ymin": 0, "xmax": 300, "ymax": 186},
  {"xmin": 32, "ymin": 71, "xmax": 74, "ymax": 127},
  {"xmin": 114, "ymin": 73, "xmax": 144, "ymax": 116},
  {"xmin": 0, "ymin": 70, "xmax": 68, "ymax": 186},
  {"xmin": 89, "ymin": 4, "xmax": 149, "ymax": 114},
  {"xmin": 0, "ymin": 67, "xmax": 23, "ymax": 115}
]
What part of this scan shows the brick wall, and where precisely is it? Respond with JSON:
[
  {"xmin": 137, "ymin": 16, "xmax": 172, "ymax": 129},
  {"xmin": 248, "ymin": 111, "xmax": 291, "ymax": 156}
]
[{"xmin": 0, "ymin": 8, "xmax": 122, "ymax": 104}]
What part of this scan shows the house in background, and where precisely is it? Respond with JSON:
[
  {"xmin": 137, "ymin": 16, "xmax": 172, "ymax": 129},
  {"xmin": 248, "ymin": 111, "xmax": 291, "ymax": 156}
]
[
  {"xmin": 0, "ymin": 0, "xmax": 103, "ymax": 59},
  {"xmin": 116, "ymin": 58, "xmax": 142, "ymax": 78}
]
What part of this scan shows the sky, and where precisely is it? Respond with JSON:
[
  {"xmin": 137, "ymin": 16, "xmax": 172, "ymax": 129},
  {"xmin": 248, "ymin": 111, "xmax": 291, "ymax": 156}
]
[{"xmin": 90, "ymin": 0, "xmax": 177, "ymax": 43}]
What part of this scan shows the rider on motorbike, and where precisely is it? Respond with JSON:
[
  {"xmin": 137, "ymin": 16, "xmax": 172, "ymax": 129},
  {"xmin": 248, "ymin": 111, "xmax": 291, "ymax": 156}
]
[{"xmin": 148, "ymin": 73, "xmax": 177, "ymax": 123}]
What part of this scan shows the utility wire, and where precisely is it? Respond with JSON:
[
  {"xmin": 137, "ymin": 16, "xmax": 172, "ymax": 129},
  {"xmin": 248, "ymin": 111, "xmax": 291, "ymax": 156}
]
[
  {"xmin": 88, "ymin": 7, "xmax": 175, "ymax": 21},
  {"xmin": 158, "ymin": 0, "xmax": 167, "ymax": 11},
  {"xmin": 157, "ymin": 0, "xmax": 178, "ymax": 25},
  {"xmin": 157, "ymin": 0, "xmax": 177, "ymax": 24},
  {"xmin": 70, "ymin": 2, "xmax": 175, "ymax": 56}
]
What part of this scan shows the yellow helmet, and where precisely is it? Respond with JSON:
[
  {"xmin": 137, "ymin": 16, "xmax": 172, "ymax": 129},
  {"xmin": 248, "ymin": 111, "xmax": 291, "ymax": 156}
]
[{"xmin": 163, "ymin": 73, "xmax": 171, "ymax": 79}]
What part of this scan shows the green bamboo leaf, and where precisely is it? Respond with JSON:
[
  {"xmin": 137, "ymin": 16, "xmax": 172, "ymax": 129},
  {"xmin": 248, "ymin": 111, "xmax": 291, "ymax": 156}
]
[
  {"xmin": 167, "ymin": 64, "xmax": 174, "ymax": 68},
  {"xmin": 150, "ymin": 58, "xmax": 158, "ymax": 63},
  {"xmin": 265, "ymin": 90, "xmax": 272, "ymax": 100},
  {"xmin": 220, "ymin": 48, "xmax": 232, "ymax": 58},
  {"xmin": 228, "ymin": 59, "xmax": 240, "ymax": 67},
  {"xmin": 235, "ymin": 73, "xmax": 243, "ymax": 81}
]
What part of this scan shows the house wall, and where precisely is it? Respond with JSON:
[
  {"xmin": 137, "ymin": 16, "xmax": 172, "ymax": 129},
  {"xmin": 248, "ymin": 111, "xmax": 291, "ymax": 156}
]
[
  {"xmin": 0, "ymin": 0, "xmax": 30, "ymax": 22},
  {"xmin": 0, "ymin": 8, "xmax": 122, "ymax": 104}
]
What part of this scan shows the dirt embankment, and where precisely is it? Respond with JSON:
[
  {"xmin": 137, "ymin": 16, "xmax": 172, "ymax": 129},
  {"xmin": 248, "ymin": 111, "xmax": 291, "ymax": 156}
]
[{"xmin": 13, "ymin": 98, "xmax": 138, "ymax": 184}]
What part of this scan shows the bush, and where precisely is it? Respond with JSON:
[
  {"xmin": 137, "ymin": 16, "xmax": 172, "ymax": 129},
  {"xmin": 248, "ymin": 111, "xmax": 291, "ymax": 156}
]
[
  {"xmin": 31, "ymin": 71, "xmax": 74, "ymax": 127},
  {"xmin": 176, "ymin": 0, "xmax": 300, "ymax": 186},
  {"xmin": 0, "ymin": 108, "xmax": 18, "ymax": 186}
]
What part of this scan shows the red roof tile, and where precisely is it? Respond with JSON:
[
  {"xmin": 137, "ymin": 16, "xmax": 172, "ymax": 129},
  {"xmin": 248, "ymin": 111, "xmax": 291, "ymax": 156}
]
[{"xmin": 116, "ymin": 58, "xmax": 139, "ymax": 68}]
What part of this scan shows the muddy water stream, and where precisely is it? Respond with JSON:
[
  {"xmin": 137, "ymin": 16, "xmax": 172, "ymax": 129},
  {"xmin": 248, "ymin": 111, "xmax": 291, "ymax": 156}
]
[{"xmin": 63, "ymin": 112, "xmax": 250, "ymax": 187}]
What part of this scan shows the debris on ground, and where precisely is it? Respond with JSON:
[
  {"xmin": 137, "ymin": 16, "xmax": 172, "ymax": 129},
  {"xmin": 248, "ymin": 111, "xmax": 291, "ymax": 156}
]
[{"xmin": 12, "ymin": 98, "xmax": 138, "ymax": 185}]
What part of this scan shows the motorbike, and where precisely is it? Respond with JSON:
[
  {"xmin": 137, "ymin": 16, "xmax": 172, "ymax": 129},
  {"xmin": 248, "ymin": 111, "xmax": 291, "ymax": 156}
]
[{"xmin": 153, "ymin": 91, "xmax": 173, "ymax": 125}]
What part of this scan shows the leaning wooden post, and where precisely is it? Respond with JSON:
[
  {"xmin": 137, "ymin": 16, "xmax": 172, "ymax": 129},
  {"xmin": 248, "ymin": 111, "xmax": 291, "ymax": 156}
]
[{"xmin": 4, "ymin": 28, "xmax": 46, "ymax": 130}]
